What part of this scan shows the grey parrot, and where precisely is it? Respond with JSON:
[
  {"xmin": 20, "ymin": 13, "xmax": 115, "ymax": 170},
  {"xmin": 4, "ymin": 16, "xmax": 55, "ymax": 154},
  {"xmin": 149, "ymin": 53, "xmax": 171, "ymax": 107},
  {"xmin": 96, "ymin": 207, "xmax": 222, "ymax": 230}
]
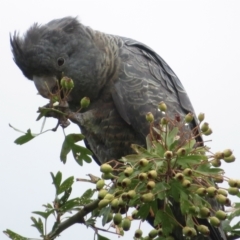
[{"xmin": 10, "ymin": 17, "xmax": 227, "ymax": 239}]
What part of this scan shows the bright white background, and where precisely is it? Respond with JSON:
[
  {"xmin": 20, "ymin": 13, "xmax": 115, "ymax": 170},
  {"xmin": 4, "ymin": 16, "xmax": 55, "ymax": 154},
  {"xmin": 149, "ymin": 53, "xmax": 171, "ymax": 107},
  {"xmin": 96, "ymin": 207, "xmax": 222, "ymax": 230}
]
[{"xmin": 1, "ymin": 1, "xmax": 240, "ymax": 239}]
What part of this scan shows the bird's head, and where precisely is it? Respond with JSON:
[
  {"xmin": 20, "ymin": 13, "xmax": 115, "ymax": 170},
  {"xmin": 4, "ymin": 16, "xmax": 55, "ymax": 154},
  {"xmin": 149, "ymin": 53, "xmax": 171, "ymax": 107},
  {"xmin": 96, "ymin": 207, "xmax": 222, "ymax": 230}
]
[{"xmin": 10, "ymin": 17, "xmax": 117, "ymax": 106}]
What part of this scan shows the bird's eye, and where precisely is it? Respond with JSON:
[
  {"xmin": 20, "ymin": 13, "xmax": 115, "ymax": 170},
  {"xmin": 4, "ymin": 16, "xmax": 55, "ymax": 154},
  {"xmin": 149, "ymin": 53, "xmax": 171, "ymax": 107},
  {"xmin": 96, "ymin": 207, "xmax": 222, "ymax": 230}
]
[{"xmin": 57, "ymin": 57, "xmax": 65, "ymax": 66}]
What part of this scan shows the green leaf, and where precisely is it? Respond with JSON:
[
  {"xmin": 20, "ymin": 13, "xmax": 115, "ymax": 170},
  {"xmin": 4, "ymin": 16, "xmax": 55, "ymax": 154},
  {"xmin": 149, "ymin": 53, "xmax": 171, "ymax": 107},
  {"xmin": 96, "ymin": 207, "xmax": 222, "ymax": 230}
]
[
  {"xmin": 51, "ymin": 171, "xmax": 62, "ymax": 192},
  {"xmin": 60, "ymin": 198, "xmax": 81, "ymax": 212},
  {"xmin": 57, "ymin": 176, "xmax": 74, "ymax": 195},
  {"xmin": 177, "ymin": 154, "xmax": 207, "ymax": 167},
  {"xmin": 59, "ymin": 187, "xmax": 72, "ymax": 206},
  {"xmin": 79, "ymin": 189, "xmax": 95, "ymax": 205},
  {"xmin": 13, "ymin": 129, "xmax": 36, "ymax": 145},
  {"xmin": 166, "ymin": 127, "xmax": 179, "ymax": 147},
  {"xmin": 3, "ymin": 229, "xmax": 28, "ymax": 240},
  {"xmin": 60, "ymin": 134, "xmax": 92, "ymax": 164},
  {"xmin": 30, "ymin": 216, "xmax": 44, "ymax": 235},
  {"xmin": 137, "ymin": 203, "xmax": 150, "ymax": 220},
  {"xmin": 102, "ymin": 206, "xmax": 111, "ymax": 226},
  {"xmin": 97, "ymin": 233, "xmax": 110, "ymax": 240},
  {"xmin": 159, "ymin": 206, "xmax": 175, "ymax": 235},
  {"xmin": 36, "ymin": 107, "xmax": 66, "ymax": 121},
  {"xmin": 32, "ymin": 210, "xmax": 54, "ymax": 219}
]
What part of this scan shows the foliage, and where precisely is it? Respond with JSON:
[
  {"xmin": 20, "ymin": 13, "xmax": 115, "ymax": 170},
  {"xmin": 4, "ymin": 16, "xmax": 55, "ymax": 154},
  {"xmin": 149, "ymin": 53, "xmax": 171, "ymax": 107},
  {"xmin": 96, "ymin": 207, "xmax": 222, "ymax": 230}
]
[{"xmin": 5, "ymin": 77, "xmax": 240, "ymax": 240}]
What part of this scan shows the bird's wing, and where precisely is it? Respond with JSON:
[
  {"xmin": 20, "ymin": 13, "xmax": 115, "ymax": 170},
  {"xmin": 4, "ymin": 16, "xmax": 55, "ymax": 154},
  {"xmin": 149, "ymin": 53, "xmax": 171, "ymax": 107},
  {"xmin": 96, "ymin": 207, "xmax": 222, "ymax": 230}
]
[{"xmin": 112, "ymin": 37, "xmax": 197, "ymax": 137}]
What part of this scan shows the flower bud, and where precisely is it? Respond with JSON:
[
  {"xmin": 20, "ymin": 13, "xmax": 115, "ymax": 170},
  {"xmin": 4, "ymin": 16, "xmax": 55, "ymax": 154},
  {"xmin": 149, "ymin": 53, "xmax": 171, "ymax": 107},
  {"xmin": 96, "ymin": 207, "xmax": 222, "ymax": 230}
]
[
  {"xmin": 198, "ymin": 113, "xmax": 205, "ymax": 122},
  {"xmin": 80, "ymin": 97, "xmax": 90, "ymax": 109},
  {"xmin": 146, "ymin": 112, "xmax": 154, "ymax": 123},
  {"xmin": 141, "ymin": 193, "xmax": 154, "ymax": 202},
  {"xmin": 185, "ymin": 113, "xmax": 194, "ymax": 123},
  {"xmin": 215, "ymin": 210, "xmax": 227, "ymax": 220},
  {"xmin": 158, "ymin": 101, "xmax": 167, "ymax": 112}
]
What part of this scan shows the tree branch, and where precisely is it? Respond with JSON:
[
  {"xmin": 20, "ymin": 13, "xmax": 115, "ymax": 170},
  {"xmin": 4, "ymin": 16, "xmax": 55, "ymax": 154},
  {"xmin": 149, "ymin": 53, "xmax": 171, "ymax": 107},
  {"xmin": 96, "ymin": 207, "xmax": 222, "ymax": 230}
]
[{"xmin": 47, "ymin": 200, "xmax": 99, "ymax": 240}]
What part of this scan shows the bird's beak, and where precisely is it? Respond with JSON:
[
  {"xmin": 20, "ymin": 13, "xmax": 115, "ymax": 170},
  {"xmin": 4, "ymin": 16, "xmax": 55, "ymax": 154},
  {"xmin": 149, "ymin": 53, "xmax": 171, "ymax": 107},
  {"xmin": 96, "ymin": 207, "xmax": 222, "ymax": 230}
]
[{"xmin": 33, "ymin": 75, "xmax": 58, "ymax": 99}]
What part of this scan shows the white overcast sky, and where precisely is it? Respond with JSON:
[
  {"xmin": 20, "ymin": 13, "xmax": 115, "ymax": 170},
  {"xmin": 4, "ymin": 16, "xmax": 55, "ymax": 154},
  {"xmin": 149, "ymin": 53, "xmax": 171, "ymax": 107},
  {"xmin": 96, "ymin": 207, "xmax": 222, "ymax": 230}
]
[{"xmin": 1, "ymin": 1, "xmax": 240, "ymax": 240}]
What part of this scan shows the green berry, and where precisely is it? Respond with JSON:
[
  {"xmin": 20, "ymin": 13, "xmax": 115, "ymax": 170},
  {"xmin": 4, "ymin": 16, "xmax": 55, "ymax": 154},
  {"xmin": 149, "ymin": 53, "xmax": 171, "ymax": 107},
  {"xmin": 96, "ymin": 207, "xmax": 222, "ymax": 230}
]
[
  {"xmin": 197, "ymin": 225, "xmax": 210, "ymax": 236},
  {"xmin": 146, "ymin": 112, "xmax": 154, "ymax": 123},
  {"xmin": 122, "ymin": 178, "xmax": 131, "ymax": 188},
  {"xmin": 148, "ymin": 229, "xmax": 158, "ymax": 238},
  {"xmin": 161, "ymin": 117, "xmax": 168, "ymax": 125},
  {"xmin": 141, "ymin": 193, "xmax": 154, "ymax": 202},
  {"xmin": 131, "ymin": 210, "xmax": 139, "ymax": 219},
  {"xmin": 228, "ymin": 187, "xmax": 239, "ymax": 195},
  {"xmin": 224, "ymin": 155, "xmax": 235, "ymax": 163},
  {"xmin": 80, "ymin": 97, "xmax": 90, "ymax": 108},
  {"xmin": 182, "ymin": 179, "xmax": 191, "ymax": 188},
  {"xmin": 96, "ymin": 179, "xmax": 105, "ymax": 190},
  {"xmin": 196, "ymin": 187, "xmax": 207, "ymax": 196},
  {"xmin": 206, "ymin": 186, "xmax": 217, "ymax": 197},
  {"xmin": 124, "ymin": 167, "xmax": 133, "ymax": 177},
  {"xmin": 228, "ymin": 179, "xmax": 238, "ymax": 187},
  {"xmin": 104, "ymin": 193, "xmax": 114, "ymax": 201},
  {"xmin": 139, "ymin": 173, "xmax": 148, "ymax": 181},
  {"xmin": 148, "ymin": 170, "xmax": 158, "ymax": 179},
  {"xmin": 113, "ymin": 213, "xmax": 122, "ymax": 225},
  {"xmin": 147, "ymin": 181, "xmax": 156, "ymax": 190},
  {"xmin": 177, "ymin": 148, "xmax": 186, "ymax": 157},
  {"xmin": 199, "ymin": 207, "xmax": 210, "ymax": 218},
  {"xmin": 183, "ymin": 168, "xmax": 192, "ymax": 176},
  {"xmin": 100, "ymin": 164, "xmax": 113, "ymax": 174},
  {"xmin": 122, "ymin": 218, "xmax": 131, "ymax": 231},
  {"xmin": 139, "ymin": 158, "xmax": 149, "ymax": 167},
  {"xmin": 209, "ymin": 217, "xmax": 220, "ymax": 227},
  {"xmin": 203, "ymin": 128, "xmax": 212, "ymax": 136},
  {"xmin": 127, "ymin": 190, "xmax": 137, "ymax": 199},
  {"xmin": 98, "ymin": 199, "xmax": 110, "ymax": 208},
  {"xmin": 164, "ymin": 150, "xmax": 173, "ymax": 159},
  {"xmin": 198, "ymin": 113, "xmax": 205, "ymax": 122},
  {"xmin": 98, "ymin": 189, "xmax": 108, "ymax": 199},
  {"xmin": 201, "ymin": 122, "xmax": 209, "ymax": 132},
  {"xmin": 217, "ymin": 189, "xmax": 228, "ymax": 196},
  {"xmin": 182, "ymin": 226, "xmax": 197, "ymax": 236},
  {"xmin": 158, "ymin": 101, "xmax": 167, "ymax": 112},
  {"xmin": 185, "ymin": 112, "xmax": 194, "ymax": 123},
  {"xmin": 223, "ymin": 149, "xmax": 233, "ymax": 158},
  {"xmin": 175, "ymin": 173, "xmax": 184, "ymax": 182},
  {"xmin": 215, "ymin": 210, "xmax": 227, "ymax": 220},
  {"xmin": 134, "ymin": 229, "xmax": 143, "ymax": 238},
  {"xmin": 214, "ymin": 151, "xmax": 224, "ymax": 160}
]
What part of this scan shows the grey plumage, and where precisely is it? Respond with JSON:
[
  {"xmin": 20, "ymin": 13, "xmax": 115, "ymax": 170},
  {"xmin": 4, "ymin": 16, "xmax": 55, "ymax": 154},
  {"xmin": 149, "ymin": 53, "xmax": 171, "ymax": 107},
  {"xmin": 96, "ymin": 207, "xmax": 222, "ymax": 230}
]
[{"xmin": 10, "ymin": 17, "xmax": 227, "ymax": 239}]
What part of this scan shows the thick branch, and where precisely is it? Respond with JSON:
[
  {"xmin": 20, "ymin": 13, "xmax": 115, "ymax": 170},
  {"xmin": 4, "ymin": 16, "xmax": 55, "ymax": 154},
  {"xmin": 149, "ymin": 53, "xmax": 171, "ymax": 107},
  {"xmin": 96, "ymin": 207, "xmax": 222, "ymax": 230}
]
[{"xmin": 47, "ymin": 200, "xmax": 99, "ymax": 240}]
